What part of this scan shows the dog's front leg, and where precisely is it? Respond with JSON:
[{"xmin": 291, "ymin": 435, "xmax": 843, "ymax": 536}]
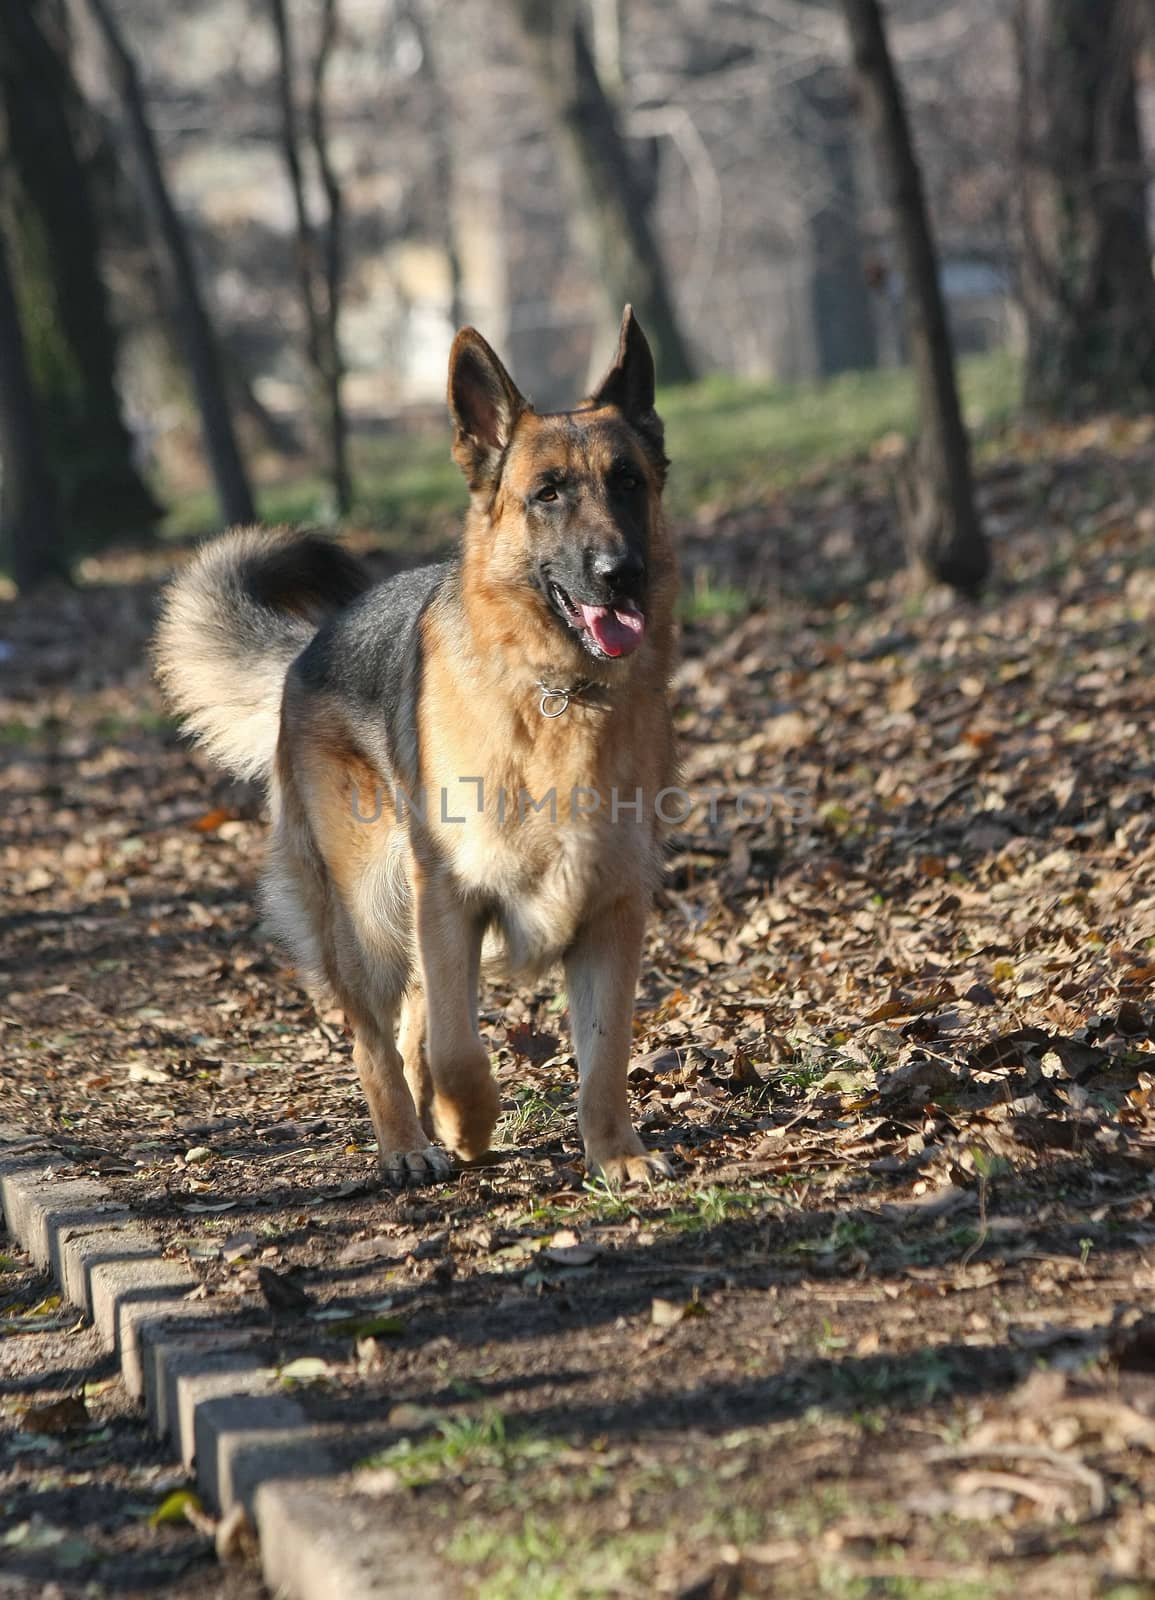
[
  {"xmin": 415, "ymin": 871, "xmax": 499, "ymax": 1160},
  {"xmin": 565, "ymin": 896, "xmax": 673, "ymax": 1186}
]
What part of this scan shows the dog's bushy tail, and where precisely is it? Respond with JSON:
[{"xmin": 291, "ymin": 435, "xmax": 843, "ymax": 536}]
[{"xmin": 155, "ymin": 526, "xmax": 370, "ymax": 782}]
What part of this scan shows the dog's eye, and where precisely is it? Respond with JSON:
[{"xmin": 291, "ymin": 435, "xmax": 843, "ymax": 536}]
[
  {"xmin": 613, "ymin": 470, "xmax": 640, "ymax": 492},
  {"xmin": 536, "ymin": 485, "xmax": 559, "ymax": 503}
]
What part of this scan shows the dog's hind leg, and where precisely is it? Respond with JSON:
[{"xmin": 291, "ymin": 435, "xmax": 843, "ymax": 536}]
[
  {"xmin": 413, "ymin": 872, "xmax": 500, "ymax": 1161},
  {"xmin": 269, "ymin": 837, "xmax": 448, "ymax": 1185},
  {"xmin": 282, "ymin": 715, "xmax": 452, "ymax": 1187},
  {"xmin": 328, "ymin": 883, "xmax": 452, "ymax": 1186},
  {"xmin": 334, "ymin": 852, "xmax": 455, "ymax": 1186},
  {"xmin": 339, "ymin": 844, "xmax": 454, "ymax": 1184},
  {"xmin": 351, "ymin": 1015, "xmax": 451, "ymax": 1186}
]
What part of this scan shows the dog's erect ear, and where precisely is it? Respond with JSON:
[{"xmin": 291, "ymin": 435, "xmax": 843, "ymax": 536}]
[
  {"xmin": 588, "ymin": 306, "xmax": 666, "ymax": 473},
  {"xmin": 448, "ymin": 327, "xmax": 526, "ymax": 490},
  {"xmin": 589, "ymin": 305, "xmax": 655, "ymax": 416}
]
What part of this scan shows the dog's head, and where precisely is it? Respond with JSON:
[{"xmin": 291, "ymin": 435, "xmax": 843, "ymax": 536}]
[{"xmin": 448, "ymin": 308, "xmax": 672, "ymax": 671}]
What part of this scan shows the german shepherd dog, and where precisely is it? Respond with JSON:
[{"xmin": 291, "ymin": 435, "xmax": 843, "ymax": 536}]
[{"xmin": 156, "ymin": 308, "xmax": 677, "ymax": 1187}]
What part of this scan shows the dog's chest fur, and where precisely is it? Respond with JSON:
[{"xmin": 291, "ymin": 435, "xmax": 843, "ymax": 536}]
[
  {"xmin": 417, "ymin": 676, "xmax": 665, "ymax": 975},
  {"xmin": 469, "ymin": 810, "xmax": 625, "ymax": 973}
]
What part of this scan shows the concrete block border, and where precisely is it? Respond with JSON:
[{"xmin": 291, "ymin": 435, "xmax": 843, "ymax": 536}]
[{"xmin": 0, "ymin": 1124, "xmax": 448, "ymax": 1600}]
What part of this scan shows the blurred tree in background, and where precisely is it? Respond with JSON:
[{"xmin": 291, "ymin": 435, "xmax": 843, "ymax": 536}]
[
  {"xmin": 840, "ymin": 0, "xmax": 988, "ymax": 595},
  {"xmin": 3, "ymin": 0, "xmax": 1155, "ymax": 597},
  {"xmin": 1016, "ymin": 0, "xmax": 1155, "ymax": 416},
  {"xmin": 84, "ymin": 0, "xmax": 256, "ymax": 528},
  {"xmin": 507, "ymin": 0, "xmax": 696, "ymax": 386},
  {"xmin": 268, "ymin": 0, "xmax": 351, "ymax": 517},
  {"xmin": 0, "ymin": 223, "xmax": 65, "ymax": 593},
  {"xmin": 801, "ymin": 64, "xmax": 879, "ymax": 380},
  {"xmin": 0, "ymin": 0, "xmax": 160, "ymax": 570}
]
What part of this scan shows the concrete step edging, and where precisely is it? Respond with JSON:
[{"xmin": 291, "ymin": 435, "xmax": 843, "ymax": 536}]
[{"xmin": 0, "ymin": 1124, "xmax": 449, "ymax": 1600}]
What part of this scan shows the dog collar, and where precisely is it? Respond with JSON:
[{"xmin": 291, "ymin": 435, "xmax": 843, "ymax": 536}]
[{"xmin": 536, "ymin": 679, "xmax": 612, "ymax": 718}]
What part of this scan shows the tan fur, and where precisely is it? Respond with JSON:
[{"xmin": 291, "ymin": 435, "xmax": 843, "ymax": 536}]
[
  {"xmin": 154, "ymin": 525, "xmax": 358, "ymax": 781},
  {"xmin": 401, "ymin": 403, "xmax": 678, "ymax": 1177},
  {"xmin": 158, "ymin": 311, "xmax": 680, "ymax": 1187}
]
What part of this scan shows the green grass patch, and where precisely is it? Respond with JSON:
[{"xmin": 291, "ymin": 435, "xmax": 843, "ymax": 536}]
[
  {"xmin": 774, "ymin": 1060, "xmax": 833, "ymax": 1093},
  {"xmin": 660, "ymin": 349, "xmax": 1018, "ymax": 516},
  {"xmin": 506, "ymin": 1177, "xmax": 790, "ymax": 1242},
  {"xmin": 163, "ymin": 436, "xmax": 465, "ymax": 543},
  {"xmin": 827, "ymin": 1349, "xmax": 959, "ymax": 1408},
  {"xmin": 430, "ymin": 1426, "xmax": 1027, "ymax": 1600},
  {"xmin": 496, "ymin": 1085, "xmax": 571, "ymax": 1147},
  {"xmin": 447, "ymin": 1519, "xmax": 665, "ymax": 1600},
  {"xmin": 93, "ymin": 709, "xmax": 179, "ymax": 740},
  {"xmin": 0, "ymin": 719, "xmax": 48, "ymax": 747},
  {"xmin": 678, "ymin": 574, "xmax": 751, "ymax": 622},
  {"xmin": 661, "ymin": 1183, "xmax": 771, "ymax": 1234},
  {"xmin": 162, "ymin": 351, "xmax": 1020, "ymax": 543},
  {"xmin": 825, "ymin": 1577, "xmax": 1007, "ymax": 1600},
  {"xmin": 361, "ymin": 1410, "xmax": 561, "ymax": 1490}
]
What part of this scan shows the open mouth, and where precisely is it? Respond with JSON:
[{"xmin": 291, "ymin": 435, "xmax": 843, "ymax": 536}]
[{"xmin": 548, "ymin": 582, "xmax": 646, "ymax": 659}]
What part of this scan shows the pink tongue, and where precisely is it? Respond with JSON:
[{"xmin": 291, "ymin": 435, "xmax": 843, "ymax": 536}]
[{"xmin": 577, "ymin": 601, "xmax": 646, "ymax": 658}]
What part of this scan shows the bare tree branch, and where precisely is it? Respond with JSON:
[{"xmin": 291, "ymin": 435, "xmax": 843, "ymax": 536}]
[
  {"xmin": 268, "ymin": 0, "xmax": 350, "ymax": 514},
  {"xmin": 838, "ymin": 0, "xmax": 990, "ymax": 594},
  {"xmin": 84, "ymin": 0, "xmax": 256, "ymax": 527}
]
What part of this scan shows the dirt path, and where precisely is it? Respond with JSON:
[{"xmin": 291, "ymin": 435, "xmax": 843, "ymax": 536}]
[
  {"xmin": 3, "ymin": 424, "xmax": 1155, "ymax": 1597},
  {"xmin": 0, "ymin": 1230, "xmax": 265, "ymax": 1599}
]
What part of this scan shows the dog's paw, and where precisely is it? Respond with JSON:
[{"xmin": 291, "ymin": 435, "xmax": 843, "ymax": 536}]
[
  {"xmin": 587, "ymin": 1149, "xmax": 674, "ymax": 1188},
  {"xmin": 379, "ymin": 1143, "xmax": 455, "ymax": 1188},
  {"xmin": 432, "ymin": 1071, "xmax": 500, "ymax": 1162}
]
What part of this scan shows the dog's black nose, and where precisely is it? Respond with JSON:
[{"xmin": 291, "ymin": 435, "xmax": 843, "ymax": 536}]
[{"xmin": 589, "ymin": 547, "xmax": 645, "ymax": 594}]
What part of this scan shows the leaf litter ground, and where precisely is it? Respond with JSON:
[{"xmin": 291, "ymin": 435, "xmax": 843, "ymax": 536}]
[
  {"xmin": 0, "ymin": 1236, "xmax": 264, "ymax": 1599},
  {"xmin": 3, "ymin": 415, "xmax": 1155, "ymax": 1597}
]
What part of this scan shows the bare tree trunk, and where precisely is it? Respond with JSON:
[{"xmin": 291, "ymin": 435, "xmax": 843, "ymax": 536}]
[
  {"xmin": 225, "ymin": 360, "xmax": 306, "ymax": 460},
  {"xmin": 0, "ymin": 0, "xmax": 160, "ymax": 552},
  {"xmin": 84, "ymin": 0, "xmax": 256, "ymax": 528},
  {"xmin": 0, "ymin": 223, "xmax": 67, "ymax": 592},
  {"xmin": 410, "ymin": 0, "xmax": 464, "ymax": 331},
  {"xmin": 802, "ymin": 66, "xmax": 878, "ymax": 377},
  {"xmin": 268, "ymin": 0, "xmax": 351, "ymax": 517},
  {"xmin": 839, "ymin": 0, "xmax": 989, "ymax": 596},
  {"xmin": 1016, "ymin": 0, "xmax": 1155, "ymax": 416},
  {"xmin": 508, "ymin": 0, "xmax": 695, "ymax": 386}
]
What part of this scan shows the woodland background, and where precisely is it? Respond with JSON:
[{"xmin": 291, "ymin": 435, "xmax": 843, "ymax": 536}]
[
  {"xmin": 5, "ymin": 4, "xmax": 1155, "ymax": 1599},
  {"xmin": 3, "ymin": 0, "xmax": 1154, "ymax": 590}
]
